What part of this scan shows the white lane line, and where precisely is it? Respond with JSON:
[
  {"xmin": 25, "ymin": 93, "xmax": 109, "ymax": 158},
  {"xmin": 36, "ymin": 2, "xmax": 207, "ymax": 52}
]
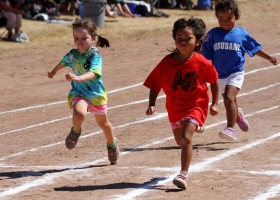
[
  {"xmin": 0, "ymin": 96, "xmax": 165, "ymax": 137},
  {"xmin": 0, "ymin": 106, "xmax": 278, "ymax": 198},
  {"xmin": 0, "ymin": 63, "xmax": 279, "ymax": 116},
  {"xmin": 0, "ymin": 81, "xmax": 279, "ymax": 137},
  {"xmin": 0, "ymin": 131, "xmax": 279, "ymax": 199},
  {"xmin": 251, "ymin": 184, "xmax": 280, "ymax": 200},
  {"xmin": 112, "ymin": 131, "xmax": 280, "ymax": 200},
  {"xmin": 0, "ymin": 113, "xmax": 168, "ymax": 161},
  {"xmin": 0, "ymin": 83, "xmax": 143, "ymax": 115},
  {"xmin": 236, "ymin": 170, "xmax": 280, "ymax": 176},
  {"xmin": 0, "ymin": 104, "xmax": 278, "ymax": 161},
  {"xmin": 245, "ymin": 64, "xmax": 279, "ymax": 75}
]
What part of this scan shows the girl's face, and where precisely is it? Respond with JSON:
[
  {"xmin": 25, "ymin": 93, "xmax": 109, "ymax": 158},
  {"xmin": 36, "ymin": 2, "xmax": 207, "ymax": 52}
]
[
  {"xmin": 73, "ymin": 28, "xmax": 95, "ymax": 53},
  {"xmin": 217, "ymin": 10, "xmax": 236, "ymax": 30},
  {"xmin": 175, "ymin": 27, "xmax": 198, "ymax": 56}
]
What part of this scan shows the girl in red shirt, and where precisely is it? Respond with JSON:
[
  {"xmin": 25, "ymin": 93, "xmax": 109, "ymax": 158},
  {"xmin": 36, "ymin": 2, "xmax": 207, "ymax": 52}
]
[{"xmin": 144, "ymin": 17, "xmax": 219, "ymax": 189}]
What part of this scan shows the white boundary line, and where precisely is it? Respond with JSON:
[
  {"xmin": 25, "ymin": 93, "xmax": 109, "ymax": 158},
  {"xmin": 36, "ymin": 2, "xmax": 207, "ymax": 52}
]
[
  {"xmin": 112, "ymin": 131, "xmax": 280, "ymax": 200},
  {"xmin": 0, "ymin": 106, "xmax": 279, "ymax": 199},
  {"xmin": 0, "ymin": 63, "xmax": 279, "ymax": 116},
  {"xmin": 0, "ymin": 83, "xmax": 143, "ymax": 115},
  {"xmin": 0, "ymin": 81, "xmax": 279, "ymax": 137},
  {"xmin": 0, "ymin": 83, "xmax": 279, "ymax": 161},
  {"xmin": 0, "ymin": 55, "xmax": 279, "ymax": 199}
]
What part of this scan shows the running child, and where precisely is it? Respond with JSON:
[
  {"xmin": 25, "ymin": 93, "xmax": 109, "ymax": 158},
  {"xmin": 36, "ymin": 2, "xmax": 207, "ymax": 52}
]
[
  {"xmin": 144, "ymin": 17, "xmax": 219, "ymax": 189},
  {"xmin": 48, "ymin": 18, "xmax": 119, "ymax": 165},
  {"xmin": 202, "ymin": 0, "xmax": 278, "ymax": 141}
]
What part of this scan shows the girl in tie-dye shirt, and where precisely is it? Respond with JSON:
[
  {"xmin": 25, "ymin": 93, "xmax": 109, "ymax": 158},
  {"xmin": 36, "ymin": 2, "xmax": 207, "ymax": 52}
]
[{"xmin": 48, "ymin": 18, "xmax": 119, "ymax": 165}]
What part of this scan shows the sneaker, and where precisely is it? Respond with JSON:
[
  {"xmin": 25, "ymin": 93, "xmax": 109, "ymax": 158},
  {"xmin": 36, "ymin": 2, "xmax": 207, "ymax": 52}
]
[
  {"xmin": 173, "ymin": 174, "xmax": 188, "ymax": 189},
  {"xmin": 236, "ymin": 108, "xmax": 249, "ymax": 132},
  {"xmin": 196, "ymin": 126, "xmax": 204, "ymax": 133},
  {"xmin": 219, "ymin": 127, "xmax": 237, "ymax": 141},
  {"xmin": 107, "ymin": 138, "xmax": 119, "ymax": 165}
]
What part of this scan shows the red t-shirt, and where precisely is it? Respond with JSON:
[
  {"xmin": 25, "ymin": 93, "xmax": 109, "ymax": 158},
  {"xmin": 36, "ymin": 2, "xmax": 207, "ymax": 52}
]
[{"xmin": 143, "ymin": 52, "xmax": 218, "ymax": 125}]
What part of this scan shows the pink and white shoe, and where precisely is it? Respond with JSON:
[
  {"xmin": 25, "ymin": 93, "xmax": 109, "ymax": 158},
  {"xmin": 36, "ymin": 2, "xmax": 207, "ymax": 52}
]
[
  {"xmin": 219, "ymin": 127, "xmax": 237, "ymax": 141},
  {"xmin": 173, "ymin": 173, "xmax": 188, "ymax": 189},
  {"xmin": 236, "ymin": 108, "xmax": 249, "ymax": 132}
]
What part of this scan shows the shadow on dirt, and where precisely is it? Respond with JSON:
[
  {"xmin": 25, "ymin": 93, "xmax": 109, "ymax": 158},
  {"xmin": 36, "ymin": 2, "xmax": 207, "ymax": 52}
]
[
  {"xmin": 54, "ymin": 177, "xmax": 167, "ymax": 191},
  {"xmin": 121, "ymin": 141, "xmax": 231, "ymax": 153},
  {"xmin": 0, "ymin": 164, "xmax": 107, "ymax": 180},
  {"xmin": 193, "ymin": 141, "xmax": 231, "ymax": 151}
]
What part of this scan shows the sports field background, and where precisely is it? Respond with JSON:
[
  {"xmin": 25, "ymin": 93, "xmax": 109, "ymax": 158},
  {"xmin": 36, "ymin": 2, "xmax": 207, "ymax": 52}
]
[{"xmin": 0, "ymin": 0, "xmax": 279, "ymax": 199}]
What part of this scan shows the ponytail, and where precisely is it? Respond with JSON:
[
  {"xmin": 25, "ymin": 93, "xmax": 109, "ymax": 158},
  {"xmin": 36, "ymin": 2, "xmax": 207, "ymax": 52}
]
[{"xmin": 97, "ymin": 35, "xmax": 110, "ymax": 48}]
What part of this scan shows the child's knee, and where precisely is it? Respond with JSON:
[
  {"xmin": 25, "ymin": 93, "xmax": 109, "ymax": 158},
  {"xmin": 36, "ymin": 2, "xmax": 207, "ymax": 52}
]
[
  {"xmin": 180, "ymin": 137, "xmax": 191, "ymax": 147},
  {"xmin": 73, "ymin": 110, "xmax": 86, "ymax": 121},
  {"xmin": 97, "ymin": 120, "xmax": 111, "ymax": 129}
]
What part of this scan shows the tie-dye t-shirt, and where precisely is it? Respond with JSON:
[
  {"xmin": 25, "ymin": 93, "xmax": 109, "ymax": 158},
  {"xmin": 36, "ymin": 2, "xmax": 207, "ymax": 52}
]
[{"xmin": 60, "ymin": 47, "xmax": 108, "ymax": 108}]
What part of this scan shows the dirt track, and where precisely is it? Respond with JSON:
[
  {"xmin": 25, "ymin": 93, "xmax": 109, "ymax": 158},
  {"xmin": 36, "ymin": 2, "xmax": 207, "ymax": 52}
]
[{"xmin": 0, "ymin": 0, "xmax": 280, "ymax": 199}]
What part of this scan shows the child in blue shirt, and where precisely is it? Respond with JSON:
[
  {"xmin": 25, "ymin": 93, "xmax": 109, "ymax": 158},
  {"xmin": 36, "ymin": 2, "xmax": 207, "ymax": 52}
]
[{"xmin": 202, "ymin": 0, "xmax": 277, "ymax": 141}]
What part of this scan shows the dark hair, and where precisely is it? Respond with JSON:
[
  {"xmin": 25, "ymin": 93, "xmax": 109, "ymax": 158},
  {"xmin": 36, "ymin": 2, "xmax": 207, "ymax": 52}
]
[
  {"xmin": 172, "ymin": 17, "xmax": 206, "ymax": 53},
  {"xmin": 215, "ymin": 0, "xmax": 240, "ymax": 20},
  {"xmin": 71, "ymin": 18, "xmax": 110, "ymax": 48}
]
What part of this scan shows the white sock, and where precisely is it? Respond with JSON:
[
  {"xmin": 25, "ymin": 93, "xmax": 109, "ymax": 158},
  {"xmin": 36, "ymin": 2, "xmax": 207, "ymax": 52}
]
[{"xmin": 180, "ymin": 170, "xmax": 188, "ymax": 177}]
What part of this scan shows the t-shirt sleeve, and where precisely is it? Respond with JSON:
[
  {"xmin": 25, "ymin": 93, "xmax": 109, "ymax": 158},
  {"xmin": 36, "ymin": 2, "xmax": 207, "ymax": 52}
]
[
  {"xmin": 59, "ymin": 50, "xmax": 75, "ymax": 68},
  {"xmin": 201, "ymin": 30, "xmax": 214, "ymax": 60},
  {"xmin": 242, "ymin": 30, "xmax": 262, "ymax": 57},
  {"xmin": 89, "ymin": 52, "xmax": 102, "ymax": 77},
  {"xmin": 205, "ymin": 60, "xmax": 218, "ymax": 84},
  {"xmin": 143, "ymin": 66, "xmax": 162, "ymax": 94},
  {"xmin": 143, "ymin": 59, "xmax": 167, "ymax": 94}
]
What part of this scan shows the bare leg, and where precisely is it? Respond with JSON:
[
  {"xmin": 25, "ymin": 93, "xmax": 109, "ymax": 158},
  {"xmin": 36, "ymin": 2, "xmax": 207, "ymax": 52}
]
[
  {"xmin": 95, "ymin": 114, "xmax": 114, "ymax": 145},
  {"xmin": 72, "ymin": 101, "xmax": 88, "ymax": 133},
  {"xmin": 115, "ymin": 3, "xmax": 131, "ymax": 17},
  {"xmin": 223, "ymin": 85, "xmax": 239, "ymax": 128},
  {"xmin": 122, "ymin": 4, "xmax": 135, "ymax": 17},
  {"xmin": 173, "ymin": 121, "xmax": 196, "ymax": 172}
]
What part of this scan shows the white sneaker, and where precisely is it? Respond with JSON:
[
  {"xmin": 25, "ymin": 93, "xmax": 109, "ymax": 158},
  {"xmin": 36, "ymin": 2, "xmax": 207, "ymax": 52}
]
[
  {"xmin": 173, "ymin": 173, "xmax": 188, "ymax": 189},
  {"xmin": 219, "ymin": 127, "xmax": 237, "ymax": 141}
]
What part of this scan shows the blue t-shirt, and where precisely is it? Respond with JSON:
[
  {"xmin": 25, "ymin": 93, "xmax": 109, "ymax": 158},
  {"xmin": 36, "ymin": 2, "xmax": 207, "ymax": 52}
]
[
  {"xmin": 60, "ymin": 47, "xmax": 108, "ymax": 108},
  {"xmin": 202, "ymin": 26, "xmax": 262, "ymax": 78}
]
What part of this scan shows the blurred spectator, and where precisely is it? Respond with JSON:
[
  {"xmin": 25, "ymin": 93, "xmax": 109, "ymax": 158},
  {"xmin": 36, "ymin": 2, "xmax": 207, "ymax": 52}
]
[
  {"xmin": 105, "ymin": 4, "xmax": 117, "ymax": 18},
  {"xmin": 106, "ymin": 0, "xmax": 135, "ymax": 17},
  {"xmin": 0, "ymin": 0, "xmax": 28, "ymax": 42},
  {"xmin": 59, "ymin": 0, "xmax": 77, "ymax": 15}
]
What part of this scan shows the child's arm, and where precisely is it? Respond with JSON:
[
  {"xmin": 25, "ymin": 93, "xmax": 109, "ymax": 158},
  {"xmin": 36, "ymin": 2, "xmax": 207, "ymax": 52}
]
[
  {"xmin": 255, "ymin": 50, "xmax": 278, "ymax": 65},
  {"xmin": 209, "ymin": 82, "xmax": 219, "ymax": 116},
  {"xmin": 48, "ymin": 64, "xmax": 66, "ymax": 78},
  {"xmin": 146, "ymin": 89, "xmax": 158, "ymax": 116},
  {"xmin": 65, "ymin": 72, "xmax": 96, "ymax": 82}
]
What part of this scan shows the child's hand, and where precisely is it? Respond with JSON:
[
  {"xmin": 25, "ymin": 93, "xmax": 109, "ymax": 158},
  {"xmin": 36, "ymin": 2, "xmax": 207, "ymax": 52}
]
[
  {"xmin": 65, "ymin": 73, "xmax": 80, "ymax": 81},
  {"xmin": 210, "ymin": 103, "xmax": 218, "ymax": 116},
  {"xmin": 48, "ymin": 71, "xmax": 55, "ymax": 78},
  {"xmin": 269, "ymin": 57, "xmax": 278, "ymax": 65},
  {"xmin": 146, "ymin": 106, "xmax": 155, "ymax": 116}
]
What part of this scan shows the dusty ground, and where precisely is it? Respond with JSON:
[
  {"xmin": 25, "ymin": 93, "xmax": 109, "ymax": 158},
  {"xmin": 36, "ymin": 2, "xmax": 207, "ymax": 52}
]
[{"xmin": 0, "ymin": 0, "xmax": 280, "ymax": 199}]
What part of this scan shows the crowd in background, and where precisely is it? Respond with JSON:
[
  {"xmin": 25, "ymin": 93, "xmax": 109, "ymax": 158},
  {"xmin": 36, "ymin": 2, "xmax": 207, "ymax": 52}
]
[{"xmin": 0, "ymin": 0, "xmax": 215, "ymax": 42}]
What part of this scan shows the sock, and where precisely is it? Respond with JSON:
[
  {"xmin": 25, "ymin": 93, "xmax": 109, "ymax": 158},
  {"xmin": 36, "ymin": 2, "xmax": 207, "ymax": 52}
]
[
  {"xmin": 180, "ymin": 170, "xmax": 188, "ymax": 177},
  {"xmin": 107, "ymin": 137, "xmax": 117, "ymax": 149},
  {"xmin": 72, "ymin": 127, "xmax": 81, "ymax": 135}
]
